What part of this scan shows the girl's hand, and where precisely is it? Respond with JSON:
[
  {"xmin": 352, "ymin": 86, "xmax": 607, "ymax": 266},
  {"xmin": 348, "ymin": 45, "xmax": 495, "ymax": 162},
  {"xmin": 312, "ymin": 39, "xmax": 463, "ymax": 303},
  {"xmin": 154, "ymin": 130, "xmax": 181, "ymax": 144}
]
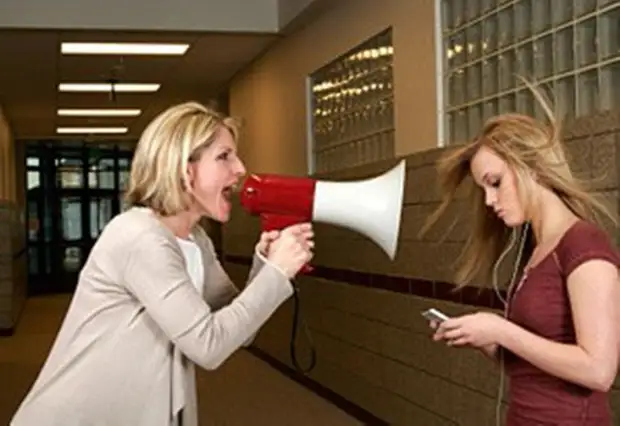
[{"xmin": 433, "ymin": 312, "xmax": 507, "ymax": 349}]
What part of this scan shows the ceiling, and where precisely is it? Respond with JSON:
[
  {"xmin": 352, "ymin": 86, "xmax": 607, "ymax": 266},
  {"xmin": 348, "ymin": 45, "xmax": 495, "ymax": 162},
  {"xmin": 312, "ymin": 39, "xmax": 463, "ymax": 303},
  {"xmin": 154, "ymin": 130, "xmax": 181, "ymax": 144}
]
[{"xmin": 0, "ymin": 29, "xmax": 280, "ymax": 142}]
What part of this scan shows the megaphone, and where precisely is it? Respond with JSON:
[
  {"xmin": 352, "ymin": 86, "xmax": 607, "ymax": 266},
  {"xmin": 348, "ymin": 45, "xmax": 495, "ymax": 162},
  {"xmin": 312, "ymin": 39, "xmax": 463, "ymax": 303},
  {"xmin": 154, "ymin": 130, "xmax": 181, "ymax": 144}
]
[
  {"xmin": 239, "ymin": 159, "xmax": 406, "ymax": 273},
  {"xmin": 239, "ymin": 159, "xmax": 406, "ymax": 374}
]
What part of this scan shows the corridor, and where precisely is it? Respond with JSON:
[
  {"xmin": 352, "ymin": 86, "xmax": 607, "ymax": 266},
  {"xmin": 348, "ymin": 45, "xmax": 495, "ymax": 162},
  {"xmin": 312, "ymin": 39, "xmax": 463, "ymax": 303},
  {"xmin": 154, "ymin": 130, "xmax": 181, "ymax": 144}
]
[{"xmin": 0, "ymin": 294, "xmax": 363, "ymax": 426}]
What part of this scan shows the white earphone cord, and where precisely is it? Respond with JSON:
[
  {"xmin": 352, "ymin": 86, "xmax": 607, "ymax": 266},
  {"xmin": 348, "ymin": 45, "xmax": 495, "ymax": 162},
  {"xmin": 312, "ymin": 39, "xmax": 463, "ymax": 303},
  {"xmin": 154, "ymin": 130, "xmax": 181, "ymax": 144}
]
[{"xmin": 491, "ymin": 222, "xmax": 530, "ymax": 426}]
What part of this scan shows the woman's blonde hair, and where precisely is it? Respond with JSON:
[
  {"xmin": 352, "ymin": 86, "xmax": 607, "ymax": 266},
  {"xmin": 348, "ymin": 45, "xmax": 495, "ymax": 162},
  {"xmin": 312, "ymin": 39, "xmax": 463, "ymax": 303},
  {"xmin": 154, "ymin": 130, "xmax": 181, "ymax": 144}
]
[
  {"xmin": 125, "ymin": 101, "xmax": 240, "ymax": 216},
  {"xmin": 421, "ymin": 81, "xmax": 616, "ymax": 288}
]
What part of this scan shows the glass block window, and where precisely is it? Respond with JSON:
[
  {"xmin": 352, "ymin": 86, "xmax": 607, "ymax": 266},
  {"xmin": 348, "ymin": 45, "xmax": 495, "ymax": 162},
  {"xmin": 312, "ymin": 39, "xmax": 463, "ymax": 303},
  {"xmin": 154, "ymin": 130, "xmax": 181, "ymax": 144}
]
[
  {"xmin": 440, "ymin": 0, "xmax": 620, "ymax": 145},
  {"xmin": 307, "ymin": 28, "xmax": 394, "ymax": 174}
]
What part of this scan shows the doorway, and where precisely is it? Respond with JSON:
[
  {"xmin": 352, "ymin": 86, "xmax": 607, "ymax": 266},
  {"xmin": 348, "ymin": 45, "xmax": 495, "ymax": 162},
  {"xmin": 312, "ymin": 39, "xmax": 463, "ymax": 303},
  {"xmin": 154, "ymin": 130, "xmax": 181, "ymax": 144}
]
[{"xmin": 25, "ymin": 142, "xmax": 133, "ymax": 295}]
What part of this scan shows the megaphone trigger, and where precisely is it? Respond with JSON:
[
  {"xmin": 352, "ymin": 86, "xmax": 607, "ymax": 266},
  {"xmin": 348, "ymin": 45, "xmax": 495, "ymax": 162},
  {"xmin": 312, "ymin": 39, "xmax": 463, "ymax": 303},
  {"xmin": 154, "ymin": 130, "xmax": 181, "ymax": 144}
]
[{"xmin": 260, "ymin": 213, "xmax": 314, "ymax": 274}]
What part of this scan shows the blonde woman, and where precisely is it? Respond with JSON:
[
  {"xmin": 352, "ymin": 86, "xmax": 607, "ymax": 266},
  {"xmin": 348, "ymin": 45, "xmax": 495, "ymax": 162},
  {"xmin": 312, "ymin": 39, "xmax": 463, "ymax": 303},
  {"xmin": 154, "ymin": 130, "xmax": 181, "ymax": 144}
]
[
  {"xmin": 11, "ymin": 102, "xmax": 314, "ymax": 426},
  {"xmin": 423, "ymin": 88, "xmax": 619, "ymax": 425}
]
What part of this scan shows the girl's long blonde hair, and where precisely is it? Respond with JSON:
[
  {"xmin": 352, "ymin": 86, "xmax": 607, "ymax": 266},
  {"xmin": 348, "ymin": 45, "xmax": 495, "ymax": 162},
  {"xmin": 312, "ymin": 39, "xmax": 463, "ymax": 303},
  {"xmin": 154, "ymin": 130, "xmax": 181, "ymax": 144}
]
[{"xmin": 421, "ymin": 80, "xmax": 616, "ymax": 288}]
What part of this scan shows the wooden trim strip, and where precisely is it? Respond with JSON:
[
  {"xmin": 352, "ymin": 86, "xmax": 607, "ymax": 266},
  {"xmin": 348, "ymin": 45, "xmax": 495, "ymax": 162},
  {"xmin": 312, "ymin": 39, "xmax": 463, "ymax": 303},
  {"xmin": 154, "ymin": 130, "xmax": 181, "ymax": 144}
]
[
  {"xmin": 223, "ymin": 254, "xmax": 505, "ymax": 310},
  {"xmin": 0, "ymin": 327, "xmax": 14, "ymax": 337}
]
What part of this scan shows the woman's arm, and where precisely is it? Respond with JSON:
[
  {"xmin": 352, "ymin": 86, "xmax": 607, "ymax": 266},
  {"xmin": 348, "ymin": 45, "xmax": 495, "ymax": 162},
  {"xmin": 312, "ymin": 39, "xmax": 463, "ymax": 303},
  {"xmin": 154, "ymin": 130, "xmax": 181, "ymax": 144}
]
[
  {"xmin": 197, "ymin": 229, "xmax": 271, "ymax": 311},
  {"xmin": 206, "ymin": 250, "xmax": 268, "ymax": 347},
  {"xmin": 123, "ymin": 231, "xmax": 293, "ymax": 371},
  {"xmin": 194, "ymin": 228, "xmax": 239, "ymax": 310},
  {"xmin": 497, "ymin": 259, "xmax": 619, "ymax": 391}
]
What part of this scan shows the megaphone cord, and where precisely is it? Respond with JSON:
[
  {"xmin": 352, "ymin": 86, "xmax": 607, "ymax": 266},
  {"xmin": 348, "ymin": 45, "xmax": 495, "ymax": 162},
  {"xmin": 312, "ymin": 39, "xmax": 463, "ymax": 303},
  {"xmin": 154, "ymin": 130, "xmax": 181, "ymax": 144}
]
[{"xmin": 290, "ymin": 282, "xmax": 317, "ymax": 375}]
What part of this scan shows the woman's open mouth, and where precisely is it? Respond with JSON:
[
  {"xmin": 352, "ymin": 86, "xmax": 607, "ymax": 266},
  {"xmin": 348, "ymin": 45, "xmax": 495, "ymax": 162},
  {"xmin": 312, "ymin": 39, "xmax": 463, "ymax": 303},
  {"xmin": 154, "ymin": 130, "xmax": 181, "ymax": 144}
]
[{"xmin": 221, "ymin": 182, "xmax": 239, "ymax": 201}]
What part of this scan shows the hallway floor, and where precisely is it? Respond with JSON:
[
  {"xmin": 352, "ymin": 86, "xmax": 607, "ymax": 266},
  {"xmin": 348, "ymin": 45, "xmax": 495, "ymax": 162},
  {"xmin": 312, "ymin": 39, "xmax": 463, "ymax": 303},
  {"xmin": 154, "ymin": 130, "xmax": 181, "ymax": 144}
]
[{"xmin": 0, "ymin": 294, "xmax": 363, "ymax": 426}]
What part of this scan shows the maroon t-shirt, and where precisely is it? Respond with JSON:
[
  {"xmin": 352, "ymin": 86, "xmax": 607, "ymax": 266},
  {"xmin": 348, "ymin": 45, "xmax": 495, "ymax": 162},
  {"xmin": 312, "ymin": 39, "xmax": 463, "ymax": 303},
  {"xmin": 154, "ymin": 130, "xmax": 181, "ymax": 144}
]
[{"xmin": 503, "ymin": 220, "xmax": 620, "ymax": 425}]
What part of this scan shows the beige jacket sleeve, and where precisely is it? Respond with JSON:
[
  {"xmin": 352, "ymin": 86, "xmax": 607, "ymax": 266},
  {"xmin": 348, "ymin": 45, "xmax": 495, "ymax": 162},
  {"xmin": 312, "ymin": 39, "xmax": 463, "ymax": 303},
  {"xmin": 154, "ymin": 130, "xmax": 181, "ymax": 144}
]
[
  {"xmin": 123, "ymin": 230, "xmax": 293, "ymax": 370},
  {"xmin": 196, "ymin": 229, "xmax": 266, "ymax": 347},
  {"xmin": 198, "ymin": 232, "xmax": 240, "ymax": 311},
  {"xmin": 196, "ymin": 228, "xmax": 266, "ymax": 312}
]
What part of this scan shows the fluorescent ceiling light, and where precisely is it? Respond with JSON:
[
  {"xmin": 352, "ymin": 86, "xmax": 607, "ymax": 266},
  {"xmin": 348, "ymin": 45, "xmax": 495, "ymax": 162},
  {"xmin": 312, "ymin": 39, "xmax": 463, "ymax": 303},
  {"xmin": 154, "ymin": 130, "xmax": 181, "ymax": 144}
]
[
  {"xmin": 58, "ymin": 83, "xmax": 160, "ymax": 93},
  {"xmin": 57, "ymin": 108, "xmax": 142, "ymax": 117},
  {"xmin": 61, "ymin": 42, "xmax": 190, "ymax": 55},
  {"xmin": 57, "ymin": 127, "xmax": 128, "ymax": 134}
]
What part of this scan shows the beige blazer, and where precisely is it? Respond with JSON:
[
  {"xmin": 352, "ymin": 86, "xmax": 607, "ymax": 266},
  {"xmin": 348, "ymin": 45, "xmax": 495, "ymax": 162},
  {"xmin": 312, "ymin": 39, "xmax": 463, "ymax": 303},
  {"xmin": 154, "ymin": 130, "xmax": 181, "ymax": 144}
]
[{"xmin": 11, "ymin": 207, "xmax": 293, "ymax": 426}]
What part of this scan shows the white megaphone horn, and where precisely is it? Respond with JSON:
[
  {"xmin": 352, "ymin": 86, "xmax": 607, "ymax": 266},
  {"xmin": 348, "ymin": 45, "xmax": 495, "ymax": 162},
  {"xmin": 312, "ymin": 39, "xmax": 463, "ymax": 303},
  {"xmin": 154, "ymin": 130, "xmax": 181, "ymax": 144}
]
[
  {"xmin": 312, "ymin": 159, "xmax": 406, "ymax": 259},
  {"xmin": 240, "ymin": 159, "xmax": 406, "ymax": 267}
]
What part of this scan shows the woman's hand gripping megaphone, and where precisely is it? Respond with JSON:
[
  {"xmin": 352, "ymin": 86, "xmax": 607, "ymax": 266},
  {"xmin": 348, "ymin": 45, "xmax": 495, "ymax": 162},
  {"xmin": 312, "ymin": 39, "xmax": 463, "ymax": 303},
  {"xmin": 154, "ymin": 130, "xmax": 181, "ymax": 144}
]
[{"xmin": 258, "ymin": 223, "xmax": 315, "ymax": 279}]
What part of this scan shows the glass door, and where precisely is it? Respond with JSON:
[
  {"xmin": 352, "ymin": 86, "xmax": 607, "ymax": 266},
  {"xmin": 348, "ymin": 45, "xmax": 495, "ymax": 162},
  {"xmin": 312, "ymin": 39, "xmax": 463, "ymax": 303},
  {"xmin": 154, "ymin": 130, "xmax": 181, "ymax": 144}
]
[
  {"xmin": 53, "ymin": 150, "xmax": 88, "ymax": 290},
  {"xmin": 26, "ymin": 156, "xmax": 52, "ymax": 287},
  {"xmin": 90, "ymin": 196, "xmax": 114, "ymax": 239},
  {"xmin": 87, "ymin": 153, "xmax": 119, "ymax": 241},
  {"xmin": 58, "ymin": 194, "xmax": 85, "ymax": 284},
  {"xmin": 25, "ymin": 142, "xmax": 134, "ymax": 295}
]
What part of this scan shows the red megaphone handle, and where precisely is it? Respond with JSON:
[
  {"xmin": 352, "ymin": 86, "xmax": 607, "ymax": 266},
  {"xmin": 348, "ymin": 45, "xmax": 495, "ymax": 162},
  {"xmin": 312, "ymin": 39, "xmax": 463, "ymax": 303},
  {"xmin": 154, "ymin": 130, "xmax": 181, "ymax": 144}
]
[{"xmin": 261, "ymin": 213, "xmax": 314, "ymax": 277}]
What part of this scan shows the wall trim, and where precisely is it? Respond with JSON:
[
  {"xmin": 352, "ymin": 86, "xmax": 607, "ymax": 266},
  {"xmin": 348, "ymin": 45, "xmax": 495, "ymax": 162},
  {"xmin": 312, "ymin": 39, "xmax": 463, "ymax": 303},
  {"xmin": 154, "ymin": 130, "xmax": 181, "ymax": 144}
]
[
  {"xmin": 0, "ymin": 327, "xmax": 14, "ymax": 337},
  {"xmin": 223, "ymin": 254, "xmax": 505, "ymax": 309}
]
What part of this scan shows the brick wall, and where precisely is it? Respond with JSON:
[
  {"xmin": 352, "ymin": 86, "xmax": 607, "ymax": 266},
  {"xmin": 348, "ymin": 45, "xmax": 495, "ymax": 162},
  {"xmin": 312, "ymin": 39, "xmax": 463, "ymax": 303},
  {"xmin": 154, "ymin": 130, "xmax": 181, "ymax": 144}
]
[
  {"xmin": 222, "ymin": 110, "xmax": 620, "ymax": 425},
  {"xmin": 0, "ymin": 201, "xmax": 27, "ymax": 334}
]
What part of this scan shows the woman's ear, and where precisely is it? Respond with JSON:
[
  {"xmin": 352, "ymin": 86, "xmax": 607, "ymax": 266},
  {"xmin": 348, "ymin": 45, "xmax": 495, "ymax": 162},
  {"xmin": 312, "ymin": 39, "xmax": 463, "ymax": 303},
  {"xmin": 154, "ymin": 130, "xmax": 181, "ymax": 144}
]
[{"xmin": 183, "ymin": 162, "xmax": 197, "ymax": 192}]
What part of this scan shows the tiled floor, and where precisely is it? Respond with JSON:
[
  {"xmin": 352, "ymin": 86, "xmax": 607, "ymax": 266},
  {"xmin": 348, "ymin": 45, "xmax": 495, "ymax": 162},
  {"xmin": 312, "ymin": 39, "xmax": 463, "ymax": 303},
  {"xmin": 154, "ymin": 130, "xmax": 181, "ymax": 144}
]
[{"xmin": 0, "ymin": 294, "xmax": 362, "ymax": 426}]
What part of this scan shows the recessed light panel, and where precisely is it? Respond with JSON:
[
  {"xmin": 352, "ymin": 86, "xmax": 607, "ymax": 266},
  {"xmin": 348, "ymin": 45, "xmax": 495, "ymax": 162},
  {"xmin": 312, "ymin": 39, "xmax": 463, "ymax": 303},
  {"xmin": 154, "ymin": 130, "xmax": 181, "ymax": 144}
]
[
  {"xmin": 61, "ymin": 42, "xmax": 189, "ymax": 55},
  {"xmin": 56, "ymin": 127, "xmax": 129, "ymax": 134},
  {"xmin": 57, "ymin": 109, "xmax": 142, "ymax": 117},
  {"xmin": 58, "ymin": 83, "xmax": 160, "ymax": 93}
]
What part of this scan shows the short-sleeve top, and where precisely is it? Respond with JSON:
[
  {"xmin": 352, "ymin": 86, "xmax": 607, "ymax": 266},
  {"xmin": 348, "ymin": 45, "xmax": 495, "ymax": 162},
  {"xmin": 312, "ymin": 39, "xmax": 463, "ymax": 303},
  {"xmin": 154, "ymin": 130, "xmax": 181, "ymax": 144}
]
[{"xmin": 503, "ymin": 220, "xmax": 620, "ymax": 426}]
